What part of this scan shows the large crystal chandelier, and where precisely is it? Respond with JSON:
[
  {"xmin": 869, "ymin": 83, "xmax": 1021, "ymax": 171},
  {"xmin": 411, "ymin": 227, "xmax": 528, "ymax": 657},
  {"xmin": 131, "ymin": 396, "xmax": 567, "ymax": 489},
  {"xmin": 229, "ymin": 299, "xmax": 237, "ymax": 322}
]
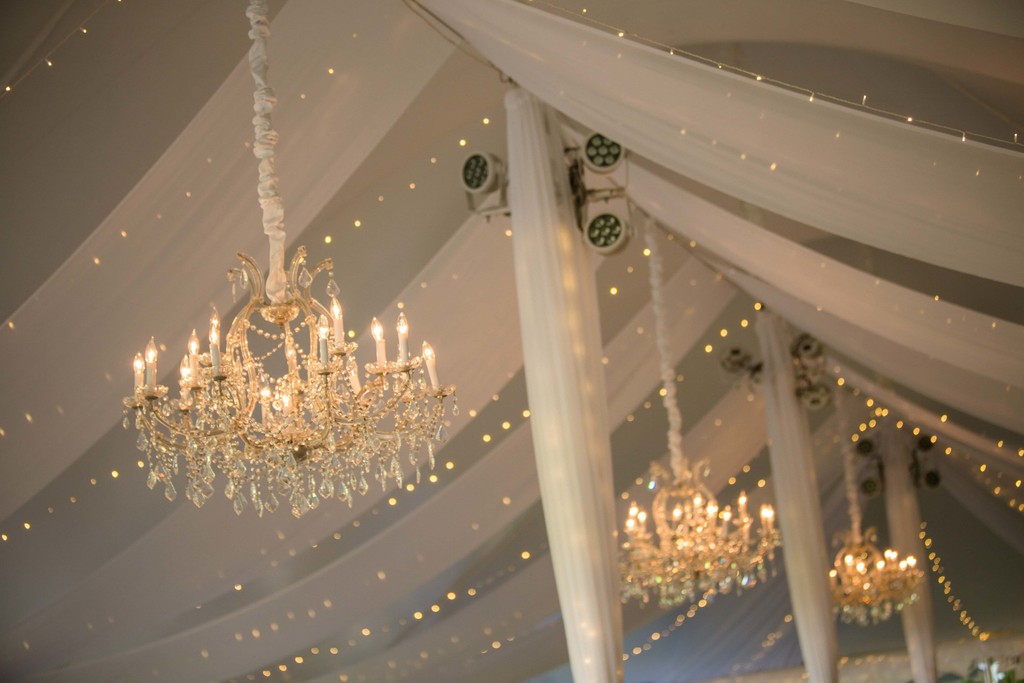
[
  {"xmin": 620, "ymin": 217, "xmax": 780, "ymax": 608},
  {"xmin": 829, "ymin": 429, "xmax": 922, "ymax": 624},
  {"xmin": 122, "ymin": 0, "xmax": 455, "ymax": 517}
]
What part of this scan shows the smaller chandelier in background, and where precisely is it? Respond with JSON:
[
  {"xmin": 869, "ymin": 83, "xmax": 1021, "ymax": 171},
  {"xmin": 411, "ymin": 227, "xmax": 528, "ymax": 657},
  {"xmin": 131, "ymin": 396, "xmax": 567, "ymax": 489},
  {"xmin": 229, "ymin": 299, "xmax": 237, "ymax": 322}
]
[
  {"xmin": 829, "ymin": 527, "xmax": 922, "ymax": 625},
  {"xmin": 621, "ymin": 461, "xmax": 779, "ymax": 607},
  {"xmin": 619, "ymin": 215, "xmax": 780, "ymax": 609}
]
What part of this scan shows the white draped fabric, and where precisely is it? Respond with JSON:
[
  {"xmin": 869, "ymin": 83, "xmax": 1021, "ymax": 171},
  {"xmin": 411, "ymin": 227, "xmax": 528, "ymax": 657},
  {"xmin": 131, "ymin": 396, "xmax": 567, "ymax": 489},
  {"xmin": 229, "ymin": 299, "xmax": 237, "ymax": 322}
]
[
  {"xmin": 625, "ymin": 166, "xmax": 1024, "ymax": 390},
  {"xmin": 417, "ymin": 0, "xmax": 1024, "ymax": 287},
  {"xmin": 827, "ymin": 360, "xmax": 1024, "ymax": 477},
  {"xmin": 756, "ymin": 313, "xmax": 838, "ymax": 683},
  {"xmin": 505, "ymin": 88, "xmax": 623, "ymax": 683},
  {"xmin": 881, "ymin": 426, "xmax": 938, "ymax": 683},
  {"xmin": 722, "ymin": 266, "xmax": 1024, "ymax": 435}
]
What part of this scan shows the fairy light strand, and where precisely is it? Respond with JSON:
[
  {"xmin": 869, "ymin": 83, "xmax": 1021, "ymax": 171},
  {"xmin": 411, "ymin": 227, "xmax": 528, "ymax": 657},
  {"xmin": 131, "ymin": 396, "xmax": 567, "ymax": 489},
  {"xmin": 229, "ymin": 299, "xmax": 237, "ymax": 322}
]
[
  {"xmin": 524, "ymin": 0, "xmax": 1023, "ymax": 150},
  {"xmin": 0, "ymin": 0, "xmax": 118, "ymax": 103},
  {"xmin": 919, "ymin": 522, "xmax": 990, "ymax": 641}
]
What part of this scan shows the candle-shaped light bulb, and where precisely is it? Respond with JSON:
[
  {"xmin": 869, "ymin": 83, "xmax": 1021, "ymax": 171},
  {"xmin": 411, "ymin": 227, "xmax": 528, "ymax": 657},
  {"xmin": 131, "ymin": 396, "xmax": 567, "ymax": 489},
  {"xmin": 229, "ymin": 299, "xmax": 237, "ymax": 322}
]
[
  {"xmin": 693, "ymin": 494, "xmax": 703, "ymax": 508},
  {"xmin": 637, "ymin": 510, "xmax": 647, "ymax": 525},
  {"xmin": 906, "ymin": 555, "xmax": 917, "ymax": 567},
  {"xmin": 396, "ymin": 312, "xmax": 409, "ymax": 362},
  {"xmin": 625, "ymin": 517, "xmax": 635, "ymax": 532},
  {"xmin": 318, "ymin": 314, "xmax": 330, "ymax": 365},
  {"xmin": 179, "ymin": 354, "xmax": 191, "ymax": 402},
  {"xmin": 187, "ymin": 329, "xmax": 200, "ymax": 384},
  {"xmin": 330, "ymin": 296, "xmax": 344, "ymax": 345},
  {"xmin": 707, "ymin": 501, "xmax": 718, "ymax": 519},
  {"xmin": 144, "ymin": 337, "xmax": 158, "ymax": 387},
  {"xmin": 628, "ymin": 503, "xmax": 638, "ymax": 518},
  {"xmin": 738, "ymin": 491, "xmax": 748, "ymax": 514},
  {"xmin": 371, "ymin": 317, "xmax": 386, "ymax": 365},
  {"xmin": 876, "ymin": 560, "xmax": 885, "ymax": 570},
  {"xmin": 133, "ymin": 352, "xmax": 145, "ymax": 389},
  {"xmin": 844, "ymin": 554, "xmax": 854, "ymax": 566},
  {"xmin": 672, "ymin": 504, "xmax": 683, "ymax": 520},
  {"xmin": 209, "ymin": 308, "xmax": 221, "ymax": 375},
  {"xmin": 422, "ymin": 341, "xmax": 439, "ymax": 388}
]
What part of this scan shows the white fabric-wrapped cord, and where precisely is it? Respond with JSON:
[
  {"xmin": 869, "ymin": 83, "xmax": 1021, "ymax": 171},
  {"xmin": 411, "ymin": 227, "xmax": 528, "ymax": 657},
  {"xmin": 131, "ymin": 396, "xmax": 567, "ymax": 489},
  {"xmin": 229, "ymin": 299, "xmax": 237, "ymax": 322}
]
[
  {"xmin": 246, "ymin": 0, "xmax": 287, "ymax": 304},
  {"xmin": 642, "ymin": 215, "xmax": 686, "ymax": 478}
]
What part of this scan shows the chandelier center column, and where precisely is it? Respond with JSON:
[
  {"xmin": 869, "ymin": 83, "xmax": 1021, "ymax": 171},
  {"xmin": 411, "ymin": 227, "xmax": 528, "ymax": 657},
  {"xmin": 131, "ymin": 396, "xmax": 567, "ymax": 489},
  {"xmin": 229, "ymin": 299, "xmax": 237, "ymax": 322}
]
[
  {"xmin": 881, "ymin": 425, "xmax": 938, "ymax": 683},
  {"xmin": 757, "ymin": 312, "xmax": 838, "ymax": 683},
  {"xmin": 505, "ymin": 87, "xmax": 624, "ymax": 683}
]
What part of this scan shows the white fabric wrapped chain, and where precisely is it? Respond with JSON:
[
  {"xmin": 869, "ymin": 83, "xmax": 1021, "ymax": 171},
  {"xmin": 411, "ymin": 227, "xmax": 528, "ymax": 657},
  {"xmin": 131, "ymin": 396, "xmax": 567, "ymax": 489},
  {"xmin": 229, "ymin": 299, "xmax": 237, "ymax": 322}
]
[{"xmin": 246, "ymin": 0, "xmax": 287, "ymax": 304}]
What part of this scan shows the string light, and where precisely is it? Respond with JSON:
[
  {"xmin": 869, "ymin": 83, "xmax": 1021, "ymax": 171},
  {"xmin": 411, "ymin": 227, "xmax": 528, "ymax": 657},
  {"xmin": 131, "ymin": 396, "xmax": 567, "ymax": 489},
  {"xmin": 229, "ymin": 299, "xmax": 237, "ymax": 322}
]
[
  {"xmin": 919, "ymin": 522, "xmax": 990, "ymax": 640},
  {"xmin": 0, "ymin": 0, "xmax": 120, "ymax": 103},
  {"xmin": 525, "ymin": 0, "xmax": 1023, "ymax": 149}
]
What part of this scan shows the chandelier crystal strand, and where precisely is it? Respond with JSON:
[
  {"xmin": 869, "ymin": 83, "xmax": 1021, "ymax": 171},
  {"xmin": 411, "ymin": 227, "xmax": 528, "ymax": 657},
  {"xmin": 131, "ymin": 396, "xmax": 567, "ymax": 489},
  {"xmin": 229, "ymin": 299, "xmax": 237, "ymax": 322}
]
[
  {"xmin": 122, "ymin": 0, "xmax": 455, "ymax": 518},
  {"xmin": 829, "ymin": 401, "xmax": 922, "ymax": 624},
  {"xmin": 620, "ymin": 213, "xmax": 780, "ymax": 608}
]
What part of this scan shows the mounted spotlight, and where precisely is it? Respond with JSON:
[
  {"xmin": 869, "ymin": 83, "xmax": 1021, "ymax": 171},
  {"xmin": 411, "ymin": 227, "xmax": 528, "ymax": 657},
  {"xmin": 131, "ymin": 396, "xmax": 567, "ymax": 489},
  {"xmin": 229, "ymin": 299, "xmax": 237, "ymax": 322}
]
[
  {"xmin": 584, "ymin": 211, "xmax": 630, "ymax": 255},
  {"xmin": 856, "ymin": 438, "xmax": 875, "ymax": 456},
  {"xmin": 582, "ymin": 132, "xmax": 624, "ymax": 173},
  {"xmin": 720, "ymin": 347, "xmax": 752, "ymax": 375},
  {"xmin": 797, "ymin": 382, "xmax": 832, "ymax": 410},
  {"xmin": 861, "ymin": 475, "xmax": 882, "ymax": 497},
  {"xmin": 461, "ymin": 151, "xmax": 507, "ymax": 216}
]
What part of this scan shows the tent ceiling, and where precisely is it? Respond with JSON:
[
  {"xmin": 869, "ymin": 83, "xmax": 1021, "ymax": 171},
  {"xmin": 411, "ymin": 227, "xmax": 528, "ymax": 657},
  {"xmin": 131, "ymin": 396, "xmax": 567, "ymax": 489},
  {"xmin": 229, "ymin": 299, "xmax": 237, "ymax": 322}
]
[{"xmin": 1, "ymin": 1, "xmax": 1021, "ymax": 682}]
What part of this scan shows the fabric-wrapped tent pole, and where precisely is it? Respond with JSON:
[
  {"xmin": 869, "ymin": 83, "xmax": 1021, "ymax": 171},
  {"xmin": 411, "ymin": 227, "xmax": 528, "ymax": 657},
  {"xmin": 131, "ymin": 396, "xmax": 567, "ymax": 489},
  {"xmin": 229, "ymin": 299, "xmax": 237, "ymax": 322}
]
[
  {"xmin": 504, "ymin": 87, "xmax": 624, "ymax": 682},
  {"xmin": 881, "ymin": 425, "xmax": 938, "ymax": 683},
  {"xmin": 756, "ymin": 312, "xmax": 838, "ymax": 682}
]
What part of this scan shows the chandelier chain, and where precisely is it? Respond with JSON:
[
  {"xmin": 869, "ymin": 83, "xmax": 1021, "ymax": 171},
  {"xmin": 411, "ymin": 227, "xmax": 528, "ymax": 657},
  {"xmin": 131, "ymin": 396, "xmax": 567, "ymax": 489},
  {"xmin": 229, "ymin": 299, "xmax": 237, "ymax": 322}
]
[
  {"xmin": 642, "ymin": 216, "xmax": 685, "ymax": 478},
  {"xmin": 246, "ymin": 0, "xmax": 287, "ymax": 304}
]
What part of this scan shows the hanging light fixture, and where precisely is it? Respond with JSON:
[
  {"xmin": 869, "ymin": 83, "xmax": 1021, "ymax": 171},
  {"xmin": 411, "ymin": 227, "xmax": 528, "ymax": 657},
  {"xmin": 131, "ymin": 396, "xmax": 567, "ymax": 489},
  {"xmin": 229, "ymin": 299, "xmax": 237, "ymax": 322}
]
[
  {"xmin": 620, "ymin": 216, "xmax": 780, "ymax": 608},
  {"xmin": 122, "ymin": 0, "xmax": 456, "ymax": 517},
  {"xmin": 829, "ymin": 425, "xmax": 922, "ymax": 624}
]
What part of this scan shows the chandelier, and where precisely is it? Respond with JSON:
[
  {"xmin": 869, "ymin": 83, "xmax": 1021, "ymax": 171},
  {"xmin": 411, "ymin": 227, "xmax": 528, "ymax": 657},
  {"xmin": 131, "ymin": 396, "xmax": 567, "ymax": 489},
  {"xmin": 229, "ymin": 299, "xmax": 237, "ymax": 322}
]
[
  {"xmin": 620, "ymin": 216, "xmax": 780, "ymax": 608},
  {"xmin": 829, "ymin": 429, "xmax": 921, "ymax": 624},
  {"xmin": 121, "ymin": 0, "xmax": 455, "ymax": 517}
]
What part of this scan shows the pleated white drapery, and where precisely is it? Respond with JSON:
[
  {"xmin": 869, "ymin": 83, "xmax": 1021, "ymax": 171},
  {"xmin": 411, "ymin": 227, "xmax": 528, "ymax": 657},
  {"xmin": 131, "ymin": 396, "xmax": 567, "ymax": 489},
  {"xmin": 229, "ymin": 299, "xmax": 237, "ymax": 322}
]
[
  {"xmin": 757, "ymin": 312, "xmax": 838, "ymax": 683},
  {"xmin": 881, "ymin": 426, "xmax": 938, "ymax": 683},
  {"xmin": 505, "ymin": 87, "xmax": 624, "ymax": 683},
  {"xmin": 417, "ymin": 0, "xmax": 1024, "ymax": 287}
]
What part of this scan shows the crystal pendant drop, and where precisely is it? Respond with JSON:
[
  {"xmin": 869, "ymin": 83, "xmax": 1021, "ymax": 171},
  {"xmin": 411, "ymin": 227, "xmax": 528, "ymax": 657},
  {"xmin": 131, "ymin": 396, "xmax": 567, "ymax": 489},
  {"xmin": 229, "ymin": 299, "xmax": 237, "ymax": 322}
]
[
  {"xmin": 265, "ymin": 491, "xmax": 279, "ymax": 513},
  {"xmin": 319, "ymin": 477, "xmax": 334, "ymax": 499},
  {"xmin": 136, "ymin": 432, "xmax": 149, "ymax": 451},
  {"xmin": 164, "ymin": 481, "xmax": 177, "ymax": 502},
  {"xmin": 326, "ymin": 277, "xmax": 341, "ymax": 298},
  {"xmin": 122, "ymin": 414, "xmax": 130, "ymax": 430},
  {"xmin": 225, "ymin": 479, "xmax": 236, "ymax": 500},
  {"xmin": 434, "ymin": 423, "xmax": 449, "ymax": 444},
  {"xmin": 357, "ymin": 475, "xmax": 369, "ymax": 496},
  {"xmin": 146, "ymin": 469, "xmax": 158, "ymax": 490},
  {"xmin": 298, "ymin": 267, "xmax": 313, "ymax": 289}
]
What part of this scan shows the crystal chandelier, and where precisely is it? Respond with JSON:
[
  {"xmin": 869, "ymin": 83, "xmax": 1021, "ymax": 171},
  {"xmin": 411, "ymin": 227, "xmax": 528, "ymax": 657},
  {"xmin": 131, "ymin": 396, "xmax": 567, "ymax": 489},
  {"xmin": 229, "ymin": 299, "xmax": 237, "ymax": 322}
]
[
  {"xmin": 620, "ymin": 217, "xmax": 780, "ymax": 608},
  {"xmin": 829, "ymin": 430, "xmax": 921, "ymax": 624},
  {"xmin": 121, "ymin": 0, "xmax": 455, "ymax": 517}
]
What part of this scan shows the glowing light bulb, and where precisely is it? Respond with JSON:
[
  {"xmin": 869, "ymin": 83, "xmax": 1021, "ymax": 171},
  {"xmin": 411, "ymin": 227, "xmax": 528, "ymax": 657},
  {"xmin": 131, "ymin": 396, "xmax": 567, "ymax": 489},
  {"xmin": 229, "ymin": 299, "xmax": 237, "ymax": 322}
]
[
  {"xmin": 144, "ymin": 337, "xmax": 158, "ymax": 386},
  {"xmin": 422, "ymin": 341, "xmax": 439, "ymax": 388},
  {"xmin": 330, "ymin": 296, "xmax": 344, "ymax": 343},
  {"xmin": 209, "ymin": 308, "xmax": 221, "ymax": 375},
  {"xmin": 188, "ymin": 329, "xmax": 200, "ymax": 356},
  {"xmin": 133, "ymin": 352, "xmax": 145, "ymax": 389},
  {"xmin": 396, "ymin": 312, "xmax": 409, "ymax": 361},
  {"xmin": 371, "ymin": 318, "xmax": 386, "ymax": 365}
]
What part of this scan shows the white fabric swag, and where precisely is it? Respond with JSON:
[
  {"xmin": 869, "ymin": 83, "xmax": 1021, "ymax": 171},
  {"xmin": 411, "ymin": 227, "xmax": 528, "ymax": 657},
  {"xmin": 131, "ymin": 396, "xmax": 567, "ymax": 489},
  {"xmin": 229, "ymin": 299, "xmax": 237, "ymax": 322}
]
[
  {"xmin": 505, "ymin": 88, "xmax": 624, "ymax": 683},
  {"xmin": 757, "ymin": 313, "xmax": 839, "ymax": 683},
  {"xmin": 418, "ymin": 0, "xmax": 1024, "ymax": 288}
]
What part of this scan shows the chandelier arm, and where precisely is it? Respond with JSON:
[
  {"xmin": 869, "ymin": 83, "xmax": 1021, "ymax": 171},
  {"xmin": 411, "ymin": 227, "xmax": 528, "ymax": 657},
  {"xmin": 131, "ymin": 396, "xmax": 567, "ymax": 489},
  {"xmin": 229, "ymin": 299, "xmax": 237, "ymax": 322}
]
[
  {"xmin": 641, "ymin": 216, "xmax": 686, "ymax": 479},
  {"xmin": 246, "ymin": 0, "xmax": 287, "ymax": 304}
]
